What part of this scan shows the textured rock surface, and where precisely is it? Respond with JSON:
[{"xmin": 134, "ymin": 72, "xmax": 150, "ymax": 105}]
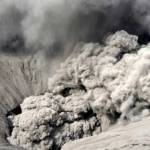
[
  {"xmin": 0, "ymin": 53, "xmax": 49, "ymax": 147},
  {"xmin": 8, "ymin": 31, "xmax": 150, "ymax": 149},
  {"xmin": 62, "ymin": 116, "xmax": 150, "ymax": 150},
  {"xmin": 0, "ymin": 54, "xmax": 48, "ymax": 115}
]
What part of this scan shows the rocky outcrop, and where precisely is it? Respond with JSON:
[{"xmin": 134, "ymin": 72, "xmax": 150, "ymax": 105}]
[{"xmin": 62, "ymin": 116, "xmax": 150, "ymax": 150}]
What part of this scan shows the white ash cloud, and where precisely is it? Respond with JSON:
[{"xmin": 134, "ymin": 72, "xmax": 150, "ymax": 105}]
[
  {"xmin": 0, "ymin": 0, "xmax": 150, "ymax": 148},
  {"xmin": 8, "ymin": 31, "xmax": 150, "ymax": 150}
]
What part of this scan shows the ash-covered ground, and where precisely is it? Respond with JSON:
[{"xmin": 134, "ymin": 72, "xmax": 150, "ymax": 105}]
[{"xmin": 6, "ymin": 31, "xmax": 150, "ymax": 150}]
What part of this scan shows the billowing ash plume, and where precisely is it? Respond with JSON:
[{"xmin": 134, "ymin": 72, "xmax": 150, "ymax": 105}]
[
  {"xmin": 1, "ymin": 0, "xmax": 150, "ymax": 149},
  {"xmin": 3, "ymin": 0, "xmax": 150, "ymax": 114},
  {"xmin": 1, "ymin": 0, "xmax": 150, "ymax": 108},
  {"xmin": 1, "ymin": 0, "xmax": 150, "ymax": 55},
  {"xmin": 7, "ymin": 31, "xmax": 150, "ymax": 150}
]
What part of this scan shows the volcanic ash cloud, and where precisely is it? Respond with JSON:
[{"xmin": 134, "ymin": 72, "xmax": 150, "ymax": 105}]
[{"xmin": 8, "ymin": 31, "xmax": 150, "ymax": 150}]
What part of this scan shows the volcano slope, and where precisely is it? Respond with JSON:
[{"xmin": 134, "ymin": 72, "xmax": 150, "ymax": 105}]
[
  {"xmin": 3, "ymin": 30, "xmax": 150, "ymax": 150},
  {"xmin": 62, "ymin": 116, "xmax": 150, "ymax": 150},
  {"xmin": 0, "ymin": 54, "xmax": 49, "ymax": 114},
  {"xmin": 0, "ymin": 53, "xmax": 49, "ymax": 149}
]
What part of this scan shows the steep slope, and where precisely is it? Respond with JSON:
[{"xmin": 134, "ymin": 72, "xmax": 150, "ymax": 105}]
[
  {"xmin": 62, "ymin": 116, "xmax": 150, "ymax": 150},
  {"xmin": 0, "ymin": 54, "xmax": 49, "ymax": 149},
  {"xmin": 0, "ymin": 54, "xmax": 48, "ymax": 114}
]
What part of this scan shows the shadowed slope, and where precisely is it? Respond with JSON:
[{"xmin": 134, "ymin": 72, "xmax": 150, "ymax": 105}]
[
  {"xmin": 0, "ymin": 54, "xmax": 48, "ymax": 114},
  {"xmin": 0, "ymin": 54, "xmax": 49, "ymax": 149}
]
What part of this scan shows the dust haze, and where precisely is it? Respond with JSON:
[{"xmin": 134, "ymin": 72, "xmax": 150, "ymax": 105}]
[{"xmin": 0, "ymin": 0, "xmax": 150, "ymax": 56}]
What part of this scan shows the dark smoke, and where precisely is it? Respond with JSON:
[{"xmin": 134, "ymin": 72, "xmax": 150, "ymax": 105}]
[
  {"xmin": 0, "ymin": 0, "xmax": 150, "ymax": 57},
  {"xmin": 67, "ymin": 0, "xmax": 150, "ymax": 45}
]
